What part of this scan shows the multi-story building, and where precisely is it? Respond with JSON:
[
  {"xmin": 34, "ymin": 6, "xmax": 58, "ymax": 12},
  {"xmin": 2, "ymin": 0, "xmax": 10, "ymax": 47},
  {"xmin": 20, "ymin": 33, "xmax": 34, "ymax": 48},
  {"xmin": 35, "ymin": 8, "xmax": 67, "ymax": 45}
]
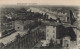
[
  {"xmin": 0, "ymin": 26, "xmax": 44, "ymax": 49},
  {"xmin": 46, "ymin": 25, "xmax": 56, "ymax": 44},
  {"xmin": 41, "ymin": 25, "xmax": 57, "ymax": 46}
]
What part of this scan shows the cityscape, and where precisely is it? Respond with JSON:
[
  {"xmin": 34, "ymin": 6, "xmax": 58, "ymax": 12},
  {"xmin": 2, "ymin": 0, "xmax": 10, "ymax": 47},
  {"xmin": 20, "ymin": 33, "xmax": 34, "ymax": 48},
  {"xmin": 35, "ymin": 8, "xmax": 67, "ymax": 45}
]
[{"xmin": 0, "ymin": 5, "xmax": 80, "ymax": 49}]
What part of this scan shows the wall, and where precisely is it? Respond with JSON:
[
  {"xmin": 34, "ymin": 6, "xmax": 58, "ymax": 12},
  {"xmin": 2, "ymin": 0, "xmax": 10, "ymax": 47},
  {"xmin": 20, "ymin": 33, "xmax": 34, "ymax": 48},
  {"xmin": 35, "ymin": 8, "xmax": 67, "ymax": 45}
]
[
  {"xmin": 15, "ymin": 23, "xmax": 24, "ymax": 31},
  {"xmin": 46, "ymin": 26, "xmax": 56, "ymax": 43},
  {"xmin": 0, "ymin": 26, "xmax": 43, "ymax": 49},
  {"xmin": 76, "ymin": 29, "xmax": 80, "ymax": 49},
  {"xmin": 62, "ymin": 36, "xmax": 70, "ymax": 49},
  {"xmin": 0, "ymin": 32, "xmax": 1, "ymax": 38}
]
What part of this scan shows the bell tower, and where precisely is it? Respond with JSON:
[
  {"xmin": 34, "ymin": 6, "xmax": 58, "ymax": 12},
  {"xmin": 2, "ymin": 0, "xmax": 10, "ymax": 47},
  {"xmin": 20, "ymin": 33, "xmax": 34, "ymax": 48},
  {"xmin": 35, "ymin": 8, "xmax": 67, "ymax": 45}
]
[{"xmin": 67, "ymin": 10, "xmax": 76, "ymax": 25}]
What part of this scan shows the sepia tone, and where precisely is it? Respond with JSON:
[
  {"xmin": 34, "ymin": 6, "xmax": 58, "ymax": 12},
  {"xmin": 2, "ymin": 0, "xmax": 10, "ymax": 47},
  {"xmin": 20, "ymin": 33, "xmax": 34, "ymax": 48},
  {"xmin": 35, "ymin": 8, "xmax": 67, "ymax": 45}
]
[{"xmin": 0, "ymin": 4, "xmax": 80, "ymax": 49}]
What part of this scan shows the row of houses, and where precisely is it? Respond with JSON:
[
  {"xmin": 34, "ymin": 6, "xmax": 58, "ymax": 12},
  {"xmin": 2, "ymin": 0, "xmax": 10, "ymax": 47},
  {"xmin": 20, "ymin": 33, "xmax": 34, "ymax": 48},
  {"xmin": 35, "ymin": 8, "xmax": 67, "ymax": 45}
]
[
  {"xmin": 0, "ymin": 19, "xmax": 34, "ymax": 38},
  {"xmin": 0, "ymin": 7, "xmax": 50, "ymax": 38},
  {"xmin": 0, "ymin": 24, "xmax": 46, "ymax": 49}
]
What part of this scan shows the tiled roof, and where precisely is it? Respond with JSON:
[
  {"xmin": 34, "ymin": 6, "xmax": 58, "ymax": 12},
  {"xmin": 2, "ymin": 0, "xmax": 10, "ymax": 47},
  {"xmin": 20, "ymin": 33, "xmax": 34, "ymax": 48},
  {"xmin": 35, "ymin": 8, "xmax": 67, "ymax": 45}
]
[
  {"xmin": 15, "ymin": 20, "xmax": 24, "ymax": 26},
  {"xmin": 0, "ymin": 30, "xmax": 28, "ymax": 45}
]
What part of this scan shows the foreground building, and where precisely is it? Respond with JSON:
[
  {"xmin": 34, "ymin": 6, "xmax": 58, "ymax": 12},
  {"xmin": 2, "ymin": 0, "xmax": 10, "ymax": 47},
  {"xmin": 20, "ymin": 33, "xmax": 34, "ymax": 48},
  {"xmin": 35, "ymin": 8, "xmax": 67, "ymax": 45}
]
[
  {"xmin": 0, "ymin": 26, "xmax": 44, "ymax": 49},
  {"xmin": 46, "ymin": 25, "xmax": 56, "ymax": 45}
]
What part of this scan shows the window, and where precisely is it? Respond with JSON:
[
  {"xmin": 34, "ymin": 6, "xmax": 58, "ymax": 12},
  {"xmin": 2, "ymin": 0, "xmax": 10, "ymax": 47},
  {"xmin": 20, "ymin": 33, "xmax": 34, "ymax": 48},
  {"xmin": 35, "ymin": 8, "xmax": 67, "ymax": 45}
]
[
  {"xmin": 47, "ymin": 39, "xmax": 49, "ymax": 41},
  {"xmin": 79, "ymin": 35, "xmax": 80, "ymax": 37},
  {"xmin": 17, "ymin": 27, "xmax": 20, "ymax": 29},
  {"xmin": 47, "ymin": 34, "xmax": 49, "ymax": 36},
  {"xmin": 53, "ymin": 36, "xmax": 54, "ymax": 38},
  {"xmin": 47, "ymin": 29, "xmax": 49, "ymax": 32},
  {"xmin": 53, "ymin": 31, "xmax": 55, "ymax": 33},
  {"xmin": 79, "ymin": 40, "xmax": 80, "ymax": 44}
]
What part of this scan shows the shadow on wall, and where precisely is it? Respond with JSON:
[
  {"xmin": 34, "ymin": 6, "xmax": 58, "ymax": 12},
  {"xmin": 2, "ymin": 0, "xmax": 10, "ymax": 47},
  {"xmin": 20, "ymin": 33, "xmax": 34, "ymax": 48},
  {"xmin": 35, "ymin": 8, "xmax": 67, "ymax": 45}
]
[{"xmin": 56, "ymin": 25, "xmax": 76, "ymax": 41}]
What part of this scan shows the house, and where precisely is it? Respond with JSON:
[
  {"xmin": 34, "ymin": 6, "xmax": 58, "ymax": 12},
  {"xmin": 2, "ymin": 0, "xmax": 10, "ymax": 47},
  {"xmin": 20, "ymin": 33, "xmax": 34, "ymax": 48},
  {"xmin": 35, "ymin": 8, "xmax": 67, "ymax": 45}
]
[
  {"xmin": 15, "ymin": 20, "xmax": 26, "ymax": 31},
  {"xmin": 62, "ymin": 36, "xmax": 71, "ymax": 49},
  {"xmin": 15, "ymin": 20, "xmax": 34, "ymax": 31}
]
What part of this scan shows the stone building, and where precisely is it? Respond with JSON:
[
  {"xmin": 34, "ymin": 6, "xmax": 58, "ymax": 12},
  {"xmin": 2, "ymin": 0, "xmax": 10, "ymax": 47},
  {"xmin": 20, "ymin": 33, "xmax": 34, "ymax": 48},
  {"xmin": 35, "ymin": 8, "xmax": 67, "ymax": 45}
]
[
  {"xmin": 0, "ymin": 26, "xmax": 43, "ymax": 49},
  {"xmin": 15, "ymin": 20, "xmax": 27, "ymax": 31},
  {"xmin": 46, "ymin": 25, "xmax": 56, "ymax": 44},
  {"xmin": 41, "ymin": 25, "xmax": 57, "ymax": 46}
]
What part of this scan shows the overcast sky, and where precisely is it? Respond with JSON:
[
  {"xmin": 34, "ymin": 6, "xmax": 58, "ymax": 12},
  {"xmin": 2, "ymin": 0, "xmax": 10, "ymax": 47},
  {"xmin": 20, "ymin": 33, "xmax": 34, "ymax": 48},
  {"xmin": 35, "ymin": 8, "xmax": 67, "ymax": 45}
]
[{"xmin": 0, "ymin": 0, "xmax": 80, "ymax": 7}]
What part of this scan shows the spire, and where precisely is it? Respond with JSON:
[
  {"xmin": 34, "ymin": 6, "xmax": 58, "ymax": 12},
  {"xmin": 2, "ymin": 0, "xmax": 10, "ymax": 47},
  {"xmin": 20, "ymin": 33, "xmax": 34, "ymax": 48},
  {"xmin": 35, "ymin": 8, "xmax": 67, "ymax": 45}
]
[{"xmin": 68, "ymin": 10, "xmax": 76, "ymax": 25}]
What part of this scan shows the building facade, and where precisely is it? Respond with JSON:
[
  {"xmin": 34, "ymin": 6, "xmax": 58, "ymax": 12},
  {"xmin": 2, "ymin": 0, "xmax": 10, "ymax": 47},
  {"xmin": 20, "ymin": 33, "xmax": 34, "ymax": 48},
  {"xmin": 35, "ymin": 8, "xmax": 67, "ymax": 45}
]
[
  {"xmin": 0, "ymin": 26, "xmax": 43, "ymax": 49},
  {"xmin": 15, "ymin": 20, "xmax": 25, "ymax": 31},
  {"xmin": 46, "ymin": 25, "xmax": 56, "ymax": 45}
]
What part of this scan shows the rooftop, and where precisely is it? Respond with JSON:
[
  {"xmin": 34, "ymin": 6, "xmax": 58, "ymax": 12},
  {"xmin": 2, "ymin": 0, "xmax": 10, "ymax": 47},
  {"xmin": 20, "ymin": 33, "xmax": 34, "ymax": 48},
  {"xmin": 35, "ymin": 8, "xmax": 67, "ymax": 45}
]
[{"xmin": 0, "ymin": 30, "xmax": 28, "ymax": 45}]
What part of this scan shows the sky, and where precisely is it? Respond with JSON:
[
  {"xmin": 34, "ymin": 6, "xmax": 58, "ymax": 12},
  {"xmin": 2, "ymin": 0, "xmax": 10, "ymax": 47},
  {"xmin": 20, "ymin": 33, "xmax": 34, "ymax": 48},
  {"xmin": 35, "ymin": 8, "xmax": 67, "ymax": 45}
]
[{"xmin": 0, "ymin": 0, "xmax": 80, "ymax": 7}]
